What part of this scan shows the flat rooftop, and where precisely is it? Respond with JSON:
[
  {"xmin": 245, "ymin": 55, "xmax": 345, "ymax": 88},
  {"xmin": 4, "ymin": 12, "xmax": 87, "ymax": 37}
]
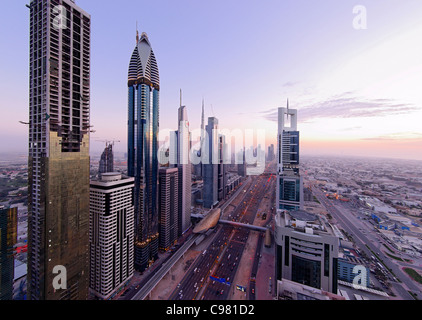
[{"xmin": 276, "ymin": 209, "xmax": 335, "ymax": 236}]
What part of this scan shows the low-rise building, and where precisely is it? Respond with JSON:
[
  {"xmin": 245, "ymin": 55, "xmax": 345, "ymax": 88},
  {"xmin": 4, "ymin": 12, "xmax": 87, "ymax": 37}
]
[{"xmin": 274, "ymin": 209, "xmax": 340, "ymax": 294}]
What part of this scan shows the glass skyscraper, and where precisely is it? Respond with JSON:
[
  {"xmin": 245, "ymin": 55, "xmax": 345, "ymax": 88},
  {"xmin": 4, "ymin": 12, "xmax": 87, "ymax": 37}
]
[
  {"xmin": 27, "ymin": 0, "xmax": 91, "ymax": 300},
  {"xmin": 276, "ymin": 101, "xmax": 303, "ymax": 211},
  {"xmin": 127, "ymin": 31, "xmax": 160, "ymax": 272},
  {"xmin": 203, "ymin": 117, "xmax": 219, "ymax": 209}
]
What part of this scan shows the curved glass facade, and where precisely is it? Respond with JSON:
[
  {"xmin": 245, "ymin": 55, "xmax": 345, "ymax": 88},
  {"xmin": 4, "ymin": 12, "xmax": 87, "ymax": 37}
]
[{"xmin": 127, "ymin": 33, "xmax": 160, "ymax": 272}]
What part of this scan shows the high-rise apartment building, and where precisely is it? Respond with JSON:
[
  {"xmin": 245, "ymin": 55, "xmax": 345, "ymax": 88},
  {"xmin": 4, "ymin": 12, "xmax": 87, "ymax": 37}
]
[
  {"xmin": 274, "ymin": 209, "xmax": 339, "ymax": 294},
  {"xmin": 0, "ymin": 206, "xmax": 17, "ymax": 300},
  {"xmin": 203, "ymin": 117, "xmax": 219, "ymax": 208},
  {"xmin": 276, "ymin": 102, "xmax": 303, "ymax": 211},
  {"xmin": 98, "ymin": 143, "xmax": 114, "ymax": 178},
  {"xmin": 27, "ymin": 0, "xmax": 91, "ymax": 300},
  {"xmin": 89, "ymin": 173, "xmax": 135, "ymax": 300},
  {"xmin": 176, "ymin": 105, "xmax": 192, "ymax": 235},
  {"xmin": 158, "ymin": 168, "xmax": 179, "ymax": 250},
  {"xmin": 127, "ymin": 31, "xmax": 160, "ymax": 272}
]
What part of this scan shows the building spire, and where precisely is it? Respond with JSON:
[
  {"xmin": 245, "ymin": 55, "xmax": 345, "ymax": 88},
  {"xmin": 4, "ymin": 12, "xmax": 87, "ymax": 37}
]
[
  {"xmin": 180, "ymin": 88, "xmax": 182, "ymax": 107},
  {"xmin": 136, "ymin": 21, "xmax": 139, "ymax": 43}
]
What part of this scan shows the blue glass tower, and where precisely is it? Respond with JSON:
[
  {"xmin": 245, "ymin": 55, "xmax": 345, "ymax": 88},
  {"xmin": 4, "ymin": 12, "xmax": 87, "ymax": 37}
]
[
  {"xmin": 128, "ymin": 31, "xmax": 160, "ymax": 272},
  {"xmin": 276, "ymin": 100, "xmax": 303, "ymax": 211},
  {"xmin": 203, "ymin": 117, "xmax": 219, "ymax": 209}
]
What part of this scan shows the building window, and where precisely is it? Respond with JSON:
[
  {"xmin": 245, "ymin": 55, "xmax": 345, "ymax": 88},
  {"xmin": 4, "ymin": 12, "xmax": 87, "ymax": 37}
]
[
  {"xmin": 284, "ymin": 236, "xmax": 289, "ymax": 267},
  {"xmin": 291, "ymin": 255, "xmax": 321, "ymax": 289}
]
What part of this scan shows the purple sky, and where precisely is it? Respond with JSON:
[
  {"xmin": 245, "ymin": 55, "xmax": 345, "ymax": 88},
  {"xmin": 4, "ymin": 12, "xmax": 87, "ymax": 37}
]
[{"xmin": 1, "ymin": 0, "xmax": 422, "ymax": 160}]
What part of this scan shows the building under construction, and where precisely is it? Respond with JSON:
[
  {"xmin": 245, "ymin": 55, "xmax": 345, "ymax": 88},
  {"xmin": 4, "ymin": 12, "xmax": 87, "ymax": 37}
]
[{"xmin": 98, "ymin": 142, "xmax": 114, "ymax": 178}]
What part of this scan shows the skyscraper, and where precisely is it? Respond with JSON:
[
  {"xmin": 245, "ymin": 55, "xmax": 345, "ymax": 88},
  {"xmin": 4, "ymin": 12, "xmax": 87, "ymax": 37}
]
[
  {"xmin": 193, "ymin": 99, "xmax": 206, "ymax": 178},
  {"xmin": 127, "ymin": 31, "xmax": 160, "ymax": 272},
  {"xmin": 217, "ymin": 134, "xmax": 227, "ymax": 201},
  {"xmin": 176, "ymin": 103, "xmax": 192, "ymax": 235},
  {"xmin": 27, "ymin": 0, "xmax": 91, "ymax": 300},
  {"xmin": 89, "ymin": 173, "xmax": 135, "ymax": 300},
  {"xmin": 203, "ymin": 117, "xmax": 219, "ymax": 208},
  {"xmin": 199, "ymin": 99, "xmax": 205, "ymax": 177},
  {"xmin": 268, "ymin": 144, "xmax": 275, "ymax": 162},
  {"xmin": 237, "ymin": 150, "xmax": 246, "ymax": 177},
  {"xmin": 98, "ymin": 142, "xmax": 114, "ymax": 178},
  {"xmin": 0, "ymin": 206, "xmax": 17, "ymax": 300},
  {"xmin": 158, "ymin": 168, "xmax": 179, "ymax": 250},
  {"xmin": 276, "ymin": 101, "xmax": 303, "ymax": 211}
]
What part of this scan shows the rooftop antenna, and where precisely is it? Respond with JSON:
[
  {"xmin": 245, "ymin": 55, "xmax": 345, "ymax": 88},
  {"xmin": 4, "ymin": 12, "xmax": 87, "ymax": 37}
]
[
  {"xmin": 286, "ymin": 98, "xmax": 290, "ymax": 120},
  {"xmin": 180, "ymin": 88, "xmax": 182, "ymax": 107}
]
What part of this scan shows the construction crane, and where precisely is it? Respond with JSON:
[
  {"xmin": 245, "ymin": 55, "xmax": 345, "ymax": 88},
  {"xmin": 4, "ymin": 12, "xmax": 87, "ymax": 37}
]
[
  {"xmin": 95, "ymin": 139, "xmax": 120, "ymax": 146},
  {"xmin": 88, "ymin": 125, "xmax": 96, "ymax": 133}
]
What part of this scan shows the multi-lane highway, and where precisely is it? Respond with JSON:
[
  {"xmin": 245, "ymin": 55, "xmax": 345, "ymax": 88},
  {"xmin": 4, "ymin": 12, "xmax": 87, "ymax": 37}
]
[
  {"xmin": 313, "ymin": 187, "xmax": 421, "ymax": 300},
  {"xmin": 169, "ymin": 162, "xmax": 275, "ymax": 300}
]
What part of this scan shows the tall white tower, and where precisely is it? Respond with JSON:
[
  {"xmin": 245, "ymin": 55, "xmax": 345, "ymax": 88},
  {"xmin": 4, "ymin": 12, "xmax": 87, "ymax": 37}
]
[
  {"xmin": 276, "ymin": 100, "xmax": 303, "ymax": 211},
  {"xmin": 177, "ymin": 96, "xmax": 192, "ymax": 235}
]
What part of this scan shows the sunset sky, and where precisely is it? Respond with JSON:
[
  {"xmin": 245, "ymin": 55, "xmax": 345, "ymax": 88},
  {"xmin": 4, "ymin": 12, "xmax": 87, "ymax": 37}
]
[{"xmin": 1, "ymin": 0, "xmax": 422, "ymax": 160}]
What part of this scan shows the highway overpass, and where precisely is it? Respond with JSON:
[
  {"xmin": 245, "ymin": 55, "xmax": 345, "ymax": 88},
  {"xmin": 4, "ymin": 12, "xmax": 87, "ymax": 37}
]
[{"xmin": 131, "ymin": 233, "xmax": 200, "ymax": 300}]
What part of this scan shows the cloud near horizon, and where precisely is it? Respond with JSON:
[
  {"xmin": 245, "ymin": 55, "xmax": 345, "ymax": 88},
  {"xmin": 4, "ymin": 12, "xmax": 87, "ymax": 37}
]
[
  {"xmin": 360, "ymin": 132, "xmax": 422, "ymax": 141},
  {"xmin": 260, "ymin": 93, "xmax": 420, "ymax": 123}
]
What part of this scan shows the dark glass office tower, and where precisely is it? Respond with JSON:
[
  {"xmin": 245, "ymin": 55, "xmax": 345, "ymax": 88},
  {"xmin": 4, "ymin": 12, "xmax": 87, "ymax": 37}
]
[
  {"xmin": 203, "ymin": 117, "xmax": 219, "ymax": 209},
  {"xmin": 127, "ymin": 31, "xmax": 160, "ymax": 272},
  {"xmin": 0, "ymin": 206, "xmax": 17, "ymax": 300},
  {"xmin": 27, "ymin": 0, "xmax": 90, "ymax": 300},
  {"xmin": 158, "ymin": 168, "xmax": 179, "ymax": 250}
]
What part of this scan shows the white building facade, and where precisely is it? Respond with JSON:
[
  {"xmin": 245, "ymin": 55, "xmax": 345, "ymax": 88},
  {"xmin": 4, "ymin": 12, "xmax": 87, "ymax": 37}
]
[
  {"xmin": 89, "ymin": 173, "xmax": 135, "ymax": 299},
  {"xmin": 274, "ymin": 209, "xmax": 339, "ymax": 294},
  {"xmin": 177, "ymin": 105, "xmax": 192, "ymax": 235}
]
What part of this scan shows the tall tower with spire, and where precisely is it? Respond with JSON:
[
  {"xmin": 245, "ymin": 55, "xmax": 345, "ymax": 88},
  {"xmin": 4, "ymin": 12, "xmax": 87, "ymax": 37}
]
[
  {"xmin": 176, "ymin": 91, "xmax": 192, "ymax": 235},
  {"xmin": 127, "ymin": 30, "xmax": 160, "ymax": 272},
  {"xmin": 201, "ymin": 98, "xmax": 205, "ymax": 136},
  {"xmin": 276, "ymin": 99, "xmax": 303, "ymax": 211}
]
